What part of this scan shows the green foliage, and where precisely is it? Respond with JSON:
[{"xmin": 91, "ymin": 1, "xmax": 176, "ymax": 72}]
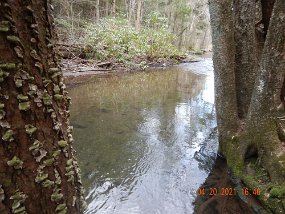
[
  {"xmin": 270, "ymin": 186, "xmax": 285, "ymax": 199},
  {"xmin": 243, "ymin": 175, "xmax": 259, "ymax": 188},
  {"xmin": 144, "ymin": 12, "xmax": 168, "ymax": 29},
  {"xmin": 175, "ymin": 2, "xmax": 192, "ymax": 20},
  {"xmin": 81, "ymin": 16, "xmax": 182, "ymax": 62}
]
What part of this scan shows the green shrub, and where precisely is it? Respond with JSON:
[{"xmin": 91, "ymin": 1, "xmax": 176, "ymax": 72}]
[
  {"xmin": 270, "ymin": 186, "xmax": 285, "ymax": 199},
  {"xmin": 81, "ymin": 16, "xmax": 182, "ymax": 62}
]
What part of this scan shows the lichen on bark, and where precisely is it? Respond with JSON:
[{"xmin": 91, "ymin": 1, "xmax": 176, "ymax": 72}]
[
  {"xmin": 209, "ymin": 0, "xmax": 285, "ymax": 212},
  {"xmin": 0, "ymin": 0, "xmax": 85, "ymax": 213}
]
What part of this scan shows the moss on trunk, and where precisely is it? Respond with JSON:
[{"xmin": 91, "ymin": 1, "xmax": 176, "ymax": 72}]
[{"xmin": 222, "ymin": 123, "xmax": 285, "ymax": 213}]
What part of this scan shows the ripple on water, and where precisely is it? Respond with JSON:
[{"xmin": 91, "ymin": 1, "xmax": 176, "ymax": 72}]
[{"xmin": 69, "ymin": 60, "xmax": 218, "ymax": 214}]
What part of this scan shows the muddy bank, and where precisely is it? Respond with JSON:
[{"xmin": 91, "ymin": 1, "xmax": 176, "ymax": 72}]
[{"xmin": 61, "ymin": 54, "xmax": 202, "ymax": 85}]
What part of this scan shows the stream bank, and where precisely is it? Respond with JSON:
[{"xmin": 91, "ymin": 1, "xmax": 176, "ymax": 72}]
[{"xmin": 60, "ymin": 45, "xmax": 208, "ymax": 85}]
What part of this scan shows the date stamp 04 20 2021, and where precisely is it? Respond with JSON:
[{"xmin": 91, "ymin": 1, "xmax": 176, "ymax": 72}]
[{"xmin": 196, "ymin": 187, "xmax": 261, "ymax": 196}]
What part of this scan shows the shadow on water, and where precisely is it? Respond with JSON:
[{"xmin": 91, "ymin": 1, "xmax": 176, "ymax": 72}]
[
  {"xmin": 68, "ymin": 59, "xmax": 257, "ymax": 213},
  {"xmin": 194, "ymin": 155, "xmax": 260, "ymax": 214}
]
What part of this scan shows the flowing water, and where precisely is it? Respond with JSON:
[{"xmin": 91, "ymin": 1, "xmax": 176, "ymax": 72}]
[{"xmin": 68, "ymin": 58, "xmax": 219, "ymax": 214}]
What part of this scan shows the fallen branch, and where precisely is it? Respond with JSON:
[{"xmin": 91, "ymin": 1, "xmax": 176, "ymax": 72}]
[{"xmin": 76, "ymin": 68, "xmax": 112, "ymax": 72}]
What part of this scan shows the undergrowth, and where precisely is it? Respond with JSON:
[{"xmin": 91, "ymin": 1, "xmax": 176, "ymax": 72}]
[{"xmin": 80, "ymin": 16, "xmax": 184, "ymax": 62}]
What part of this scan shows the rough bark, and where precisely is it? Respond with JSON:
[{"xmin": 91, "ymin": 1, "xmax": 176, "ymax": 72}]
[
  {"xmin": 246, "ymin": 0, "xmax": 285, "ymax": 182},
  {"xmin": 255, "ymin": 0, "xmax": 265, "ymax": 63},
  {"xmin": 233, "ymin": 0, "xmax": 257, "ymax": 118},
  {"xmin": 279, "ymin": 77, "xmax": 285, "ymax": 109},
  {"xmin": 255, "ymin": 0, "xmax": 276, "ymax": 62},
  {"xmin": 208, "ymin": 0, "xmax": 239, "ymax": 144},
  {"xmin": 0, "ymin": 0, "xmax": 85, "ymax": 213},
  {"xmin": 259, "ymin": 0, "xmax": 275, "ymax": 36},
  {"xmin": 248, "ymin": 0, "xmax": 285, "ymax": 128},
  {"xmin": 209, "ymin": 0, "xmax": 285, "ymax": 211}
]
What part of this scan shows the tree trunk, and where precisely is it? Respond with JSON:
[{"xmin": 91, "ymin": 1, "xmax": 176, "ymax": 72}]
[
  {"xmin": 233, "ymin": 0, "xmax": 257, "ymax": 118},
  {"xmin": 0, "ymin": 0, "xmax": 85, "ymax": 213},
  {"xmin": 178, "ymin": 20, "xmax": 185, "ymax": 49},
  {"xmin": 172, "ymin": 13, "xmax": 177, "ymax": 34},
  {"xmin": 200, "ymin": 28, "xmax": 207, "ymax": 50},
  {"xmin": 124, "ymin": 0, "xmax": 129, "ymax": 20},
  {"xmin": 96, "ymin": 0, "xmax": 100, "ymax": 22},
  {"xmin": 135, "ymin": 0, "xmax": 142, "ymax": 30},
  {"xmin": 209, "ymin": 0, "xmax": 285, "ymax": 211},
  {"xmin": 128, "ymin": 0, "xmax": 135, "ymax": 26},
  {"xmin": 111, "ymin": 0, "xmax": 116, "ymax": 16},
  {"xmin": 248, "ymin": 0, "xmax": 285, "ymax": 130},
  {"xmin": 246, "ymin": 0, "xmax": 285, "ymax": 183},
  {"xmin": 208, "ymin": 0, "xmax": 239, "ymax": 144},
  {"xmin": 182, "ymin": 13, "xmax": 196, "ymax": 49},
  {"xmin": 105, "ymin": 0, "xmax": 109, "ymax": 16}
]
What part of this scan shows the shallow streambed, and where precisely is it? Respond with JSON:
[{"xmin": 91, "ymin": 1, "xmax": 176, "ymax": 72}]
[{"xmin": 68, "ymin": 59, "xmax": 219, "ymax": 213}]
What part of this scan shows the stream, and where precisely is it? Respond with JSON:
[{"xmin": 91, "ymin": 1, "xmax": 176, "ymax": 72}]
[{"xmin": 68, "ymin": 58, "xmax": 219, "ymax": 214}]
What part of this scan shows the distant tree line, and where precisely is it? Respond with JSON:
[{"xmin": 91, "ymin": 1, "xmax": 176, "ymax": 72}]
[{"xmin": 52, "ymin": 0, "xmax": 211, "ymax": 51}]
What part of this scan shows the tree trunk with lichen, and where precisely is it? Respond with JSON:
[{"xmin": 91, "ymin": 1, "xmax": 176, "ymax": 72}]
[
  {"xmin": 233, "ymin": 0, "xmax": 257, "ymax": 118},
  {"xmin": 246, "ymin": 0, "xmax": 285, "ymax": 183},
  {"xmin": 209, "ymin": 0, "xmax": 285, "ymax": 212},
  {"xmin": 0, "ymin": 0, "xmax": 85, "ymax": 213},
  {"xmin": 208, "ymin": 0, "xmax": 239, "ymax": 144}
]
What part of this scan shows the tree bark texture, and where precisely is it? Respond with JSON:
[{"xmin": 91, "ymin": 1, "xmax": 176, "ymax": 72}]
[
  {"xmin": 246, "ymin": 1, "xmax": 285, "ymax": 184},
  {"xmin": 259, "ymin": 0, "xmax": 275, "ymax": 36},
  {"xmin": 248, "ymin": 0, "xmax": 285, "ymax": 128},
  {"xmin": 208, "ymin": 0, "xmax": 239, "ymax": 144},
  {"xmin": 0, "ymin": 0, "xmax": 85, "ymax": 213},
  {"xmin": 233, "ymin": 0, "xmax": 257, "ymax": 118}
]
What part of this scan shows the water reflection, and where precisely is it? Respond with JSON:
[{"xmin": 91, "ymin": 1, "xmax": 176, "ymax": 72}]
[{"xmin": 68, "ymin": 58, "xmax": 218, "ymax": 214}]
